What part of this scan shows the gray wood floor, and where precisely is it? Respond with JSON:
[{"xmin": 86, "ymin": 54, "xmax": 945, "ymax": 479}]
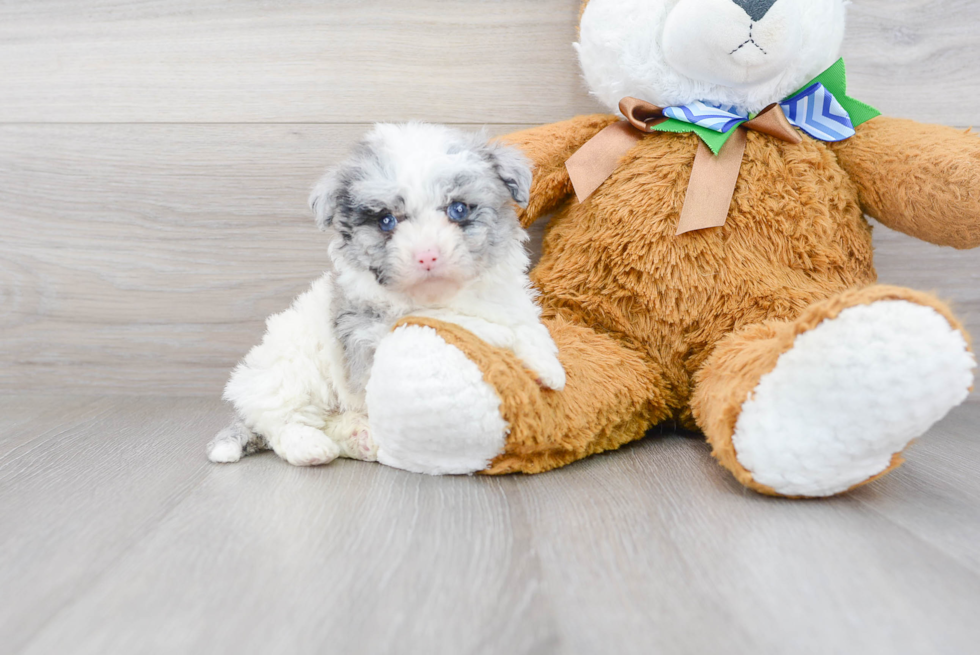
[{"xmin": 2, "ymin": 395, "xmax": 979, "ymax": 655}]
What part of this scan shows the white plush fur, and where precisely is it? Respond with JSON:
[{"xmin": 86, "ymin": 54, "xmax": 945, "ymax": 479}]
[
  {"xmin": 733, "ymin": 301, "xmax": 976, "ymax": 497},
  {"xmin": 368, "ymin": 325, "xmax": 510, "ymax": 475},
  {"xmin": 210, "ymin": 124, "xmax": 564, "ymax": 467},
  {"xmin": 578, "ymin": 0, "xmax": 848, "ymax": 115}
]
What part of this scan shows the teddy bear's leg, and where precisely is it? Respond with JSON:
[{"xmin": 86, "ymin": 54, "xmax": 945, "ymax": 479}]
[
  {"xmin": 366, "ymin": 316, "xmax": 669, "ymax": 475},
  {"xmin": 692, "ymin": 285, "xmax": 976, "ymax": 497}
]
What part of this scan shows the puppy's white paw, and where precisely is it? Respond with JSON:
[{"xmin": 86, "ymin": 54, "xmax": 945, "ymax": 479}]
[
  {"xmin": 513, "ymin": 325, "xmax": 566, "ymax": 391},
  {"xmin": 529, "ymin": 353, "xmax": 567, "ymax": 391},
  {"xmin": 276, "ymin": 425, "xmax": 341, "ymax": 467},
  {"xmin": 352, "ymin": 427, "xmax": 378, "ymax": 462},
  {"xmin": 367, "ymin": 325, "xmax": 508, "ymax": 475},
  {"xmin": 206, "ymin": 437, "xmax": 243, "ymax": 464},
  {"xmin": 326, "ymin": 413, "xmax": 378, "ymax": 462},
  {"xmin": 733, "ymin": 300, "xmax": 975, "ymax": 497},
  {"xmin": 207, "ymin": 421, "xmax": 256, "ymax": 464}
]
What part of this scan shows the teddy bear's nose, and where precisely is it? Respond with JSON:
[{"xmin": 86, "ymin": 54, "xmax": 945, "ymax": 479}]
[{"xmin": 731, "ymin": 0, "xmax": 779, "ymax": 22}]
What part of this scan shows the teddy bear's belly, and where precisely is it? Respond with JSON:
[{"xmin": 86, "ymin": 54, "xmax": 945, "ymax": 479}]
[{"xmin": 532, "ymin": 134, "xmax": 877, "ymax": 401}]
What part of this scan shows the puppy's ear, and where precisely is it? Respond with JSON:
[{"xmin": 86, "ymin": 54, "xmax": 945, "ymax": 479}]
[
  {"xmin": 309, "ymin": 170, "xmax": 341, "ymax": 231},
  {"xmin": 488, "ymin": 143, "xmax": 533, "ymax": 208}
]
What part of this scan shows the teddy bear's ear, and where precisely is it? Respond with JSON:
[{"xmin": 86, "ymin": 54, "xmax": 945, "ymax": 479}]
[
  {"xmin": 309, "ymin": 169, "xmax": 341, "ymax": 231},
  {"xmin": 488, "ymin": 143, "xmax": 533, "ymax": 208}
]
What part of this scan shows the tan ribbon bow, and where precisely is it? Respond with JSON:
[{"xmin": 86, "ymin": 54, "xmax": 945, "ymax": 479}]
[{"xmin": 565, "ymin": 97, "xmax": 803, "ymax": 235}]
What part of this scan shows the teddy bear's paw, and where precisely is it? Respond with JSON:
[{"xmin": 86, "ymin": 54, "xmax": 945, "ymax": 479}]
[
  {"xmin": 366, "ymin": 324, "xmax": 508, "ymax": 475},
  {"xmin": 733, "ymin": 300, "xmax": 976, "ymax": 497},
  {"xmin": 275, "ymin": 424, "xmax": 342, "ymax": 467}
]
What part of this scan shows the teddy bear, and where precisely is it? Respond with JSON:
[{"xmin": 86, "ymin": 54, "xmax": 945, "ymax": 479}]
[{"xmin": 363, "ymin": 0, "xmax": 980, "ymax": 497}]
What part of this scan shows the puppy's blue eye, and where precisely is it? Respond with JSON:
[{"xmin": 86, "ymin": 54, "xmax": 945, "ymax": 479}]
[
  {"xmin": 447, "ymin": 202, "xmax": 470, "ymax": 222},
  {"xmin": 378, "ymin": 214, "xmax": 398, "ymax": 232}
]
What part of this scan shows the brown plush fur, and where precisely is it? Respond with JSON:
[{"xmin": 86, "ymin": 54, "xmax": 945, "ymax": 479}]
[
  {"xmin": 400, "ymin": 113, "xmax": 978, "ymax": 495},
  {"xmin": 396, "ymin": 315, "xmax": 666, "ymax": 475},
  {"xmin": 513, "ymin": 115, "xmax": 884, "ymax": 428},
  {"xmin": 830, "ymin": 119, "xmax": 980, "ymax": 249}
]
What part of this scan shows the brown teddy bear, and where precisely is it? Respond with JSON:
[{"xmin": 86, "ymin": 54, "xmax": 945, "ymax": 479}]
[{"xmin": 365, "ymin": 0, "xmax": 979, "ymax": 497}]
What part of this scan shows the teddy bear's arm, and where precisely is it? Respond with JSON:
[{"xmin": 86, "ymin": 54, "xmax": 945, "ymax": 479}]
[
  {"xmin": 500, "ymin": 114, "xmax": 619, "ymax": 228},
  {"xmin": 829, "ymin": 116, "xmax": 980, "ymax": 249}
]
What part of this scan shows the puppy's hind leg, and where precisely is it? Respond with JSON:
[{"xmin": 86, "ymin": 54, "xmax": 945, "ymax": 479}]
[
  {"xmin": 271, "ymin": 423, "xmax": 342, "ymax": 467},
  {"xmin": 323, "ymin": 412, "xmax": 377, "ymax": 462},
  {"xmin": 207, "ymin": 419, "xmax": 267, "ymax": 464}
]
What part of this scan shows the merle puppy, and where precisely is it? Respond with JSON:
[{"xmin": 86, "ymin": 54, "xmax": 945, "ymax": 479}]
[{"xmin": 207, "ymin": 123, "xmax": 566, "ymax": 467}]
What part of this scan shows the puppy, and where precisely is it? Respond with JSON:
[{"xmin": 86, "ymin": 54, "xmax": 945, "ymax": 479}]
[{"xmin": 207, "ymin": 123, "xmax": 566, "ymax": 467}]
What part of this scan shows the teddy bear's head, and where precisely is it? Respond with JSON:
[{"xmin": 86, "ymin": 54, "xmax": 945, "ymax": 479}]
[{"xmin": 577, "ymin": 0, "xmax": 847, "ymax": 115}]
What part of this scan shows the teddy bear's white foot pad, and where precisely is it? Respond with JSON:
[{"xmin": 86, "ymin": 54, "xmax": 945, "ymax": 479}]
[
  {"xmin": 366, "ymin": 325, "xmax": 508, "ymax": 475},
  {"xmin": 733, "ymin": 300, "xmax": 975, "ymax": 497}
]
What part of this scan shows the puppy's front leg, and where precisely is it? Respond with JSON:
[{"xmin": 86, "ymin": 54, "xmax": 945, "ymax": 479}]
[
  {"xmin": 511, "ymin": 323, "xmax": 566, "ymax": 391},
  {"xmin": 410, "ymin": 311, "xmax": 516, "ymax": 350},
  {"xmin": 409, "ymin": 311, "xmax": 565, "ymax": 390}
]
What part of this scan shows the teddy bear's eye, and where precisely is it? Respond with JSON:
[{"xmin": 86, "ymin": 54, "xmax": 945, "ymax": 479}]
[
  {"xmin": 447, "ymin": 202, "xmax": 471, "ymax": 222},
  {"xmin": 378, "ymin": 214, "xmax": 398, "ymax": 233}
]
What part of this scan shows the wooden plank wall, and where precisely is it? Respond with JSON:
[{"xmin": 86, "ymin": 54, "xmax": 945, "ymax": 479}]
[{"xmin": 1, "ymin": 0, "xmax": 978, "ymax": 396}]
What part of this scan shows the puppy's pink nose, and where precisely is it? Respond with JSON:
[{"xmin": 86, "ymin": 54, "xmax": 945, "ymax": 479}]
[{"xmin": 414, "ymin": 249, "xmax": 440, "ymax": 271}]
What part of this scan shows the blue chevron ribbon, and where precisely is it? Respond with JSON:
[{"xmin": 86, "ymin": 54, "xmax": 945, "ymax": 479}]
[
  {"xmin": 663, "ymin": 101, "xmax": 747, "ymax": 134},
  {"xmin": 780, "ymin": 82, "xmax": 855, "ymax": 141},
  {"xmin": 647, "ymin": 59, "xmax": 880, "ymax": 154},
  {"xmin": 662, "ymin": 82, "xmax": 855, "ymax": 142}
]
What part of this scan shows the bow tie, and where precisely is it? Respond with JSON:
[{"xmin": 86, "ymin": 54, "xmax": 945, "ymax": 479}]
[
  {"xmin": 664, "ymin": 81, "xmax": 856, "ymax": 145},
  {"xmin": 565, "ymin": 58, "xmax": 880, "ymax": 235}
]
